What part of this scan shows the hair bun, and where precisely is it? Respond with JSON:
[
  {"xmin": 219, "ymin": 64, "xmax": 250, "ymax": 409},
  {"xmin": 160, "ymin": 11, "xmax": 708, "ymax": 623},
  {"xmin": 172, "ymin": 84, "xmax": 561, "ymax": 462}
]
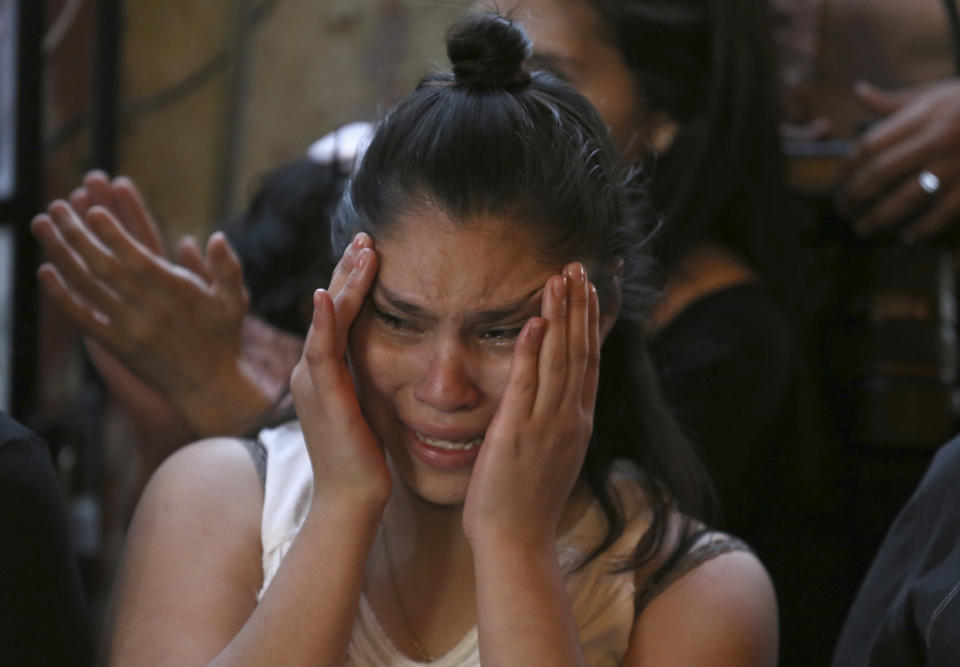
[{"xmin": 446, "ymin": 13, "xmax": 532, "ymax": 90}]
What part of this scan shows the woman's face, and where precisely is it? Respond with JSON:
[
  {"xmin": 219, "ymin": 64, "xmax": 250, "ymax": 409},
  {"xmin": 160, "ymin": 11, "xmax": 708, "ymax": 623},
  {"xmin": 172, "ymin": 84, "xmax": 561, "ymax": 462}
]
[
  {"xmin": 347, "ymin": 211, "xmax": 560, "ymax": 505},
  {"xmin": 514, "ymin": 0, "xmax": 647, "ymax": 160}
]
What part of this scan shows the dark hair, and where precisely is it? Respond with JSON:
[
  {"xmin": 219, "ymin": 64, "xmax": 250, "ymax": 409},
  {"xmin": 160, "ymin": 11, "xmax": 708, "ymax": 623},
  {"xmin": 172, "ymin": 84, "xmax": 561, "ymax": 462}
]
[
  {"xmin": 224, "ymin": 158, "xmax": 349, "ymax": 335},
  {"xmin": 333, "ymin": 12, "xmax": 717, "ymax": 591},
  {"xmin": 585, "ymin": 0, "xmax": 796, "ymax": 298}
]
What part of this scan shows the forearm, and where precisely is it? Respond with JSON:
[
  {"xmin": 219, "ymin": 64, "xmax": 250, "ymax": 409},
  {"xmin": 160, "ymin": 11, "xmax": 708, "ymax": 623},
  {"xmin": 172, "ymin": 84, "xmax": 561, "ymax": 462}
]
[
  {"xmin": 211, "ymin": 499, "xmax": 382, "ymax": 666},
  {"xmin": 174, "ymin": 356, "xmax": 281, "ymax": 439},
  {"xmin": 473, "ymin": 539, "xmax": 586, "ymax": 667}
]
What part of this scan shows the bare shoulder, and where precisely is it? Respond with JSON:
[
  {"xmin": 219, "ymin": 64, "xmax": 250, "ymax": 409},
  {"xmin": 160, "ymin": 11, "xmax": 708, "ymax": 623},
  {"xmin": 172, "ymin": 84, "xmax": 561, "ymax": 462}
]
[
  {"xmin": 623, "ymin": 544, "xmax": 778, "ymax": 667},
  {"xmin": 108, "ymin": 437, "xmax": 265, "ymax": 665},
  {"xmin": 140, "ymin": 436, "xmax": 264, "ymax": 512}
]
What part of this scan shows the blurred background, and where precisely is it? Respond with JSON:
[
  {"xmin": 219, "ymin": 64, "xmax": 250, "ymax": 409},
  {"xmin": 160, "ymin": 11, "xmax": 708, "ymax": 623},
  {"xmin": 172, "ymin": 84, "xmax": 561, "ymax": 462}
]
[{"xmin": 2, "ymin": 0, "xmax": 468, "ymax": 632}]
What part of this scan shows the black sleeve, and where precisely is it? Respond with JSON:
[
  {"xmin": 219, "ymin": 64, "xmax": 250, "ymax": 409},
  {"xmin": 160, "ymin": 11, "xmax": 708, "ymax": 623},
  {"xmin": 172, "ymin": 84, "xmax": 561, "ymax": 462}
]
[
  {"xmin": 649, "ymin": 284, "xmax": 795, "ymax": 531},
  {"xmin": 0, "ymin": 413, "xmax": 94, "ymax": 666}
]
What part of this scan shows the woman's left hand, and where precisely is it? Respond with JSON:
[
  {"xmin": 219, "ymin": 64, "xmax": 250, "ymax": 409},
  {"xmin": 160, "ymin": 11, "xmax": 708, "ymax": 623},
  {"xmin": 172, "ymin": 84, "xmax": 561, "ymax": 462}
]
[
  {"xmin": 839, "ymin": 79, "xmax": 960, "ymax": 242},
  {"xmin": 463, "ymin": 262, "xmax": 600, "ymax": 550}
]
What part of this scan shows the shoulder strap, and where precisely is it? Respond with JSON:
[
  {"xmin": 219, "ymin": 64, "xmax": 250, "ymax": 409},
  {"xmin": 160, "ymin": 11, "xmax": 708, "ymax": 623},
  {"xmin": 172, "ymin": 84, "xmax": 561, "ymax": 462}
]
[{"xmin": 634, "ymin": 531, "xmax": 752, "ymax": 615}]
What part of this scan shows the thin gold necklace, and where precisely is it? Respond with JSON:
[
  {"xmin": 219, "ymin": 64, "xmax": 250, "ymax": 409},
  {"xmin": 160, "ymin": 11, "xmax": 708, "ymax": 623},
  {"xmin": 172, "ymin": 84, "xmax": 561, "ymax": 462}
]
[{"xmin": 381, "ymin": 523, "xmax": 434, "ymax": 663}]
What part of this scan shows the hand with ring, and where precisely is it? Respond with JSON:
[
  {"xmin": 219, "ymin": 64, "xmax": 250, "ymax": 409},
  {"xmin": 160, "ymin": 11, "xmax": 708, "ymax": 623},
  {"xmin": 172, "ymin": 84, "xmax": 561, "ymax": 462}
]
[{"xmin": 838, "ymin": 78, "xmax": 960, "ymax": 242}]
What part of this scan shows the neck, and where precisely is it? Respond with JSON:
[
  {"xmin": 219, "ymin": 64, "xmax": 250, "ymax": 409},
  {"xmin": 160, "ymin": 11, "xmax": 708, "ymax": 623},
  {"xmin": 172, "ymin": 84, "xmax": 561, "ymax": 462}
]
[
  {"xmin": 365, "ymin": 470, "xmax": 477, "ymax": 660},
  {"xmin": 380, "ymin": 475, "xmax": 475, "ymax": 582}
]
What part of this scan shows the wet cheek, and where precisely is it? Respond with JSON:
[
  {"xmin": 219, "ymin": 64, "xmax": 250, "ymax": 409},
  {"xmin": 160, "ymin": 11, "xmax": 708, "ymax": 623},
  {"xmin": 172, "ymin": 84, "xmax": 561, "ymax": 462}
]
[
  {"xmin": 348, "ymin": 328, "xmax": 421, "ymax": 400},
  {"xmin": 483, "ymin": 353, "xmax": 518, "ymax": 406}
]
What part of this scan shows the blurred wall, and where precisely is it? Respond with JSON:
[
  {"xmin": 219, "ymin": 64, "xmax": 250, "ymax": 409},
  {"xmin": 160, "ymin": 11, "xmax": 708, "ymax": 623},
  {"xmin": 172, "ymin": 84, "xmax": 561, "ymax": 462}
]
[{"xmin": 45, "ymin": 0, "xmax": 468, "ymax": 241}]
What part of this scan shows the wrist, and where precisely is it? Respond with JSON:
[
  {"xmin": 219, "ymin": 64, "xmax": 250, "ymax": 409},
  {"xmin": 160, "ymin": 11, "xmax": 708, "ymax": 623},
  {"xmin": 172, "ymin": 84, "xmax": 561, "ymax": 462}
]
[
  {"xmin": 468, "ymin": 528, "xmax": 557, "ymax": 566},
  {"xmin": 175, "ymin": 356, "xmax": 278, "ymax": 438},
  {"xmin": 306, "ymin": 492, "xmax": 387, "ymax": 534}
]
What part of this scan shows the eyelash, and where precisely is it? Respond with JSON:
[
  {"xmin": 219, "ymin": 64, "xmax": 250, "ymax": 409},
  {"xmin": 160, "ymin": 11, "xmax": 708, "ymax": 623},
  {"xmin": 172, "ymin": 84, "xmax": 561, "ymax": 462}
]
[
  {"xmin": 373, "ymin": 306, "xmax": 418, "ymax": 332},
  {"xmin": 372, "ymin": 303, "xmax": 523, "ymax": 345},
  {"xmin": 481, "ymin": 327, "xmax": 524, "ymax": 345}
]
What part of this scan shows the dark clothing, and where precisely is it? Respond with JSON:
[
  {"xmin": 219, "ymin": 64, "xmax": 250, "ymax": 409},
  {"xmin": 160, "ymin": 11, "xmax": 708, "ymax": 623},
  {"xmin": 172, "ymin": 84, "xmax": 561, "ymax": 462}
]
[
  {"xmin": 648, "ymin": 282, "xmax": 795, "ymax": 534},
  {"xmin": 832, "ymin": 434, "xmax": 960, "ymax": 667},
  {"xmin": 648, "ymin": 282, "xmax": 826, "ymax": 663},
  {"xmin": 0, "ymin": 412, "xmax": 94, "ymax": 666}
]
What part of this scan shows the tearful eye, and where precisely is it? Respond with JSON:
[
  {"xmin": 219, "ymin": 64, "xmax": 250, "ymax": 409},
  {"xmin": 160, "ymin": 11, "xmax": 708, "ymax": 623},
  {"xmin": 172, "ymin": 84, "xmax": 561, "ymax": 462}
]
[
  {"xmin": 373, "ymin": 304, "xmax": 417, "ymax": 332},
  {"xmin": 481, "ymin": 327, "xmax": 523, "ymax": 346}
]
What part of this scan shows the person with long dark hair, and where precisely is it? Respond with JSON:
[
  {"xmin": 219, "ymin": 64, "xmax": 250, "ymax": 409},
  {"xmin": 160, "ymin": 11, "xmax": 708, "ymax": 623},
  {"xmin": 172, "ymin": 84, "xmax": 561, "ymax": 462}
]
[
  {"xmin": 511, "ymin": 0, "xmax": 798, "ymax": 539},
  {"xmin": 106, "ymin": 13, "xmax": 776, "ymax": 665}
]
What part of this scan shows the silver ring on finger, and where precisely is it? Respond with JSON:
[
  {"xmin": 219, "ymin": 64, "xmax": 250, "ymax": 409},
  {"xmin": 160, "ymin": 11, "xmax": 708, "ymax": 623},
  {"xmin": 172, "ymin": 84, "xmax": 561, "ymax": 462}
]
[{"xmin": 917, "ymin": 170, "xmax": 941, "ymax": 196}]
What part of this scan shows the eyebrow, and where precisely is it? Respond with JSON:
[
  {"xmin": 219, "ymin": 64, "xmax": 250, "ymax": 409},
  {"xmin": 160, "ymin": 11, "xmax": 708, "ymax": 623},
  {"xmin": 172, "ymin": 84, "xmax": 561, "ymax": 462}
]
[{"xmin": 373, "ymin": 283, "xmax": 545, "ymax": 327}]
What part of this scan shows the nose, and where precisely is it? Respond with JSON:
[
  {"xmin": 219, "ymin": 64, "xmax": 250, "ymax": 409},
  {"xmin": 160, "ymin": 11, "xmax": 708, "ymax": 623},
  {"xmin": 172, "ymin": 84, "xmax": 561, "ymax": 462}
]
[{"xmin": 412, "ymin": 342, "xmax": 480, "ymax": 412}]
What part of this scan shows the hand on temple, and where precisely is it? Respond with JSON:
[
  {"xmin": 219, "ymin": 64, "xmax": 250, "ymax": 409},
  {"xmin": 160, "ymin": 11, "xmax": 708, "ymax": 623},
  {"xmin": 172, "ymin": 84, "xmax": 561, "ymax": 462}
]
[
  {"xmin": 290, "ymin": 234, "xmax": 391, "ymax": 509},
  {"xmin": 839, "ymin": 79, "xmax": 960, "ymax": 242},
  {"xmin": 31, "ymin": 172, "xmax": 299, "ymax": 444}
]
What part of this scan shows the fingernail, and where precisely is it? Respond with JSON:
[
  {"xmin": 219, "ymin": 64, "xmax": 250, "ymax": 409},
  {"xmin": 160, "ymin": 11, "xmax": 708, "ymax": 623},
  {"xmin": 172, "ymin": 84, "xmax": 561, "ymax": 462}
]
[
  {"xmin": 356, "ymin": 248, "xmax": 369, "ymax": 269},
  {"xmin": 527, "ymin": 318, "xmax": 545, "ymax": 342},
  {"xmin": 553, "ymin": 275, "xmax": 566, "ymax": 298},
  {"xmin": 567, "ymin": 263, "xmax": 586, "ymax": 284}
]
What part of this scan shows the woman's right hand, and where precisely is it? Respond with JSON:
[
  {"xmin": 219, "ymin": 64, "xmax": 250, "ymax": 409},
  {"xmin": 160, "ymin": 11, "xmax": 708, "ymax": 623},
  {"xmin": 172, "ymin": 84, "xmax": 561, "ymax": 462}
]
[{"xmin": 290, "ymin": 234, "xmax": 391, "ymax": 510}]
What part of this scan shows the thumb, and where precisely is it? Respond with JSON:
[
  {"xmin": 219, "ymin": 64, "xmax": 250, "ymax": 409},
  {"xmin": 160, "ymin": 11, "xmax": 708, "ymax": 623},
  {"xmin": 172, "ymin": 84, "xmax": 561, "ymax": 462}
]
[
  {"xmin": 207, "ymin": 232, "xmax": 250, "ymax": 313},
  {"xmin": 177, "ymin": 235, "xmax": 213, "ymax": 283},
  {"xmin": 854, "ymin": 80, "xmax": 916, "ymax": 115}
]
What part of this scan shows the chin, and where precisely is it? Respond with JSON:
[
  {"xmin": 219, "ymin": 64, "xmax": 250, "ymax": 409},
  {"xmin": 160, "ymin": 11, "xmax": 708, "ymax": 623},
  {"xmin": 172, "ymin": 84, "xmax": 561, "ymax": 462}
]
[{"xmin": 386, "ymin": 448, "xmax": 474, "ymax": 508}]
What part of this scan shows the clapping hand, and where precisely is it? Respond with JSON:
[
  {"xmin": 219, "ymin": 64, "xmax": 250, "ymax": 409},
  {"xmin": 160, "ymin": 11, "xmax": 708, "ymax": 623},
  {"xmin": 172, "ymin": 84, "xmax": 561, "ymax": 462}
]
[{"xmin": 31, "ymin": 172, "xmax": 284, "ymax": 439}]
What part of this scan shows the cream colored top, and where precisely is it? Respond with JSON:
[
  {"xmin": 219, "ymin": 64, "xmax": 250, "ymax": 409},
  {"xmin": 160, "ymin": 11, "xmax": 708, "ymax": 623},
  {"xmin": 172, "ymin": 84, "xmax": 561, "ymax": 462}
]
[{"xmin": 255, "ymin": 420, "xmax": 741, "ymax": 666}]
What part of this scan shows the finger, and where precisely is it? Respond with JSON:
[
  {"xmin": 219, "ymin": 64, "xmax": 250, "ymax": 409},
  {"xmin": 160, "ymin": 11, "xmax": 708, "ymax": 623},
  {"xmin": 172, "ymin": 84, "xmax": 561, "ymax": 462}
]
[
  {"xmin": 82, "ymin": 204, "xmax": 208, "ymax": 309},
  {"xmin": 68, "ymin": 187, "xmax": 92, "ymax": 217},
  {"xmin": 561, "ymin": 263, "xmax": 589, "ymax": 407},
  {"xmin": 843, "ymin": 125, "xmax": 941, "ymax": 209},
  {"xmin": 903, "ymin": 183, "xmax": 960, "ymax": 242},
  {"xmin": 331, "ymin": 247, "xmax": 378, "ymax": 349},
  {"xmin": 47, "ymin": 200, "xmax": 121, "ymax": 277},
  {"xmin": 84, "ymin": 206, "xmax": 178, "ymax": 308},
  {"xmin": 842, "ymin": 96, "xmax": 929, "ymax": 185},
  {"xmin": 855, "ymin": 157, "xmax": 960, "ymax": 235},
  {"xmin": 112, "ymin": 175, "xmax": 166, "ymax": 254},
  {"xmin": 207, "ymin": 232, "xmax": 249, "ymax": 314},
  {"xmin": 176, "ymin": 235, "xmax": 213, "ymax": 282},
  {"xmin": 32, "ymin": 210, "xmax": 121, "ymax": 307},
  {"xmin": 83, "ymin": 170, "xmax": 122, "ymax": 216},
  {"xmin": 300, "ymin": 289, "xmax": 344, "ymax": 395},
  {"xmin": 492, "ymin": 317, "xmax": 545, "ymax": 426},
  {"xmin": 36, "ymin": 264, "xmax": 115, "ymax": 342},
  {"xmin": 329, "ymin": 233, "xmax": 373, "ymax": 297},
  {"xmin": 854, "ymin": 81, "xmax": 917, "ymax": 117},
  {"xmin": 581, "ymin": 283, "xmax": 600, "ymax": 412},
  {"xmin": 533, "ymin": 274, "xmax": 568, "ymax": 414},
  {"xmin": 853, "ymin": 175, "xmax": 932, "ymax": 235},
  {"xmin": 32, "ymin": 213, "xmax": 90, "ymax": 283}
]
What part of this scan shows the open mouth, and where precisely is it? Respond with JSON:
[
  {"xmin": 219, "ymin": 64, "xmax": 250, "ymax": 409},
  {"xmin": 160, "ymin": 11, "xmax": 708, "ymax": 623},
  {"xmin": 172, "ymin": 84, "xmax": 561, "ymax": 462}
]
[
  {"xmin": 414, "ymin": 432, "xmax": 484, "ymax": 451},
  {"xmin": 405, "ymin": 427, "xmax": 486, "ymax": 470}
]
